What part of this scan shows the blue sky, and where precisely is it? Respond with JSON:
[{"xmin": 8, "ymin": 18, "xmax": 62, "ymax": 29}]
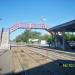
[{"xmin": 0, "ymin": 0, "xmax": 75, "ymax": 40}]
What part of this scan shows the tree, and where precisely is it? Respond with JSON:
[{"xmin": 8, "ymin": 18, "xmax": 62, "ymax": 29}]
[
  {"xmin": 14, "ymin": 30, "xmax": 41, "ymax": 43},
  {"xmin": 14, "ymin": 30, "xmax": 53, "ymax": 43},
  {"xmin": 65, "ymin": 33, "xmax": 75, "ymax": 41}
]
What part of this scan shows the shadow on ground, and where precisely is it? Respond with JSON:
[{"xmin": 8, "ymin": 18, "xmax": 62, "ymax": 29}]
[{"xmin": 4, "ymin": 60, "xmax": 75, "ymax": 75}]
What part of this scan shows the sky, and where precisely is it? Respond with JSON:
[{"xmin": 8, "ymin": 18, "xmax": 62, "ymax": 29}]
[{"xmin": 0, "ymin": 0, "xmax": 75, "ymax": 40}]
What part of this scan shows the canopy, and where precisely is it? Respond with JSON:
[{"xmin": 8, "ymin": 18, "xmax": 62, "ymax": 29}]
[{"xmin": 48, "ymin": 20, "xmax": 75, "ymax": 32}]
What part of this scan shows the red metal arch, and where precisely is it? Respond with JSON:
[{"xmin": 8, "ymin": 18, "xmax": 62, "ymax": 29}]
[{"xmin": 9, "ymin": 23, "xmax": 48, "ymax": 33}]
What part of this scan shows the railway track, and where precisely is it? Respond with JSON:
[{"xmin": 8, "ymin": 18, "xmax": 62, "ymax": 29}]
[
  {"xmin": 12, "ymin": 47, "xmax": 28, "ymax": 75},
  {"xmin": 14, "ymin": 49, "xmax": 28, "ymax": 75},
  {"xmin": 27, "ymin": 46, "xmax": 75, "ymax": 60},
  {"xmin": 20, "ymin": 47, "xmax": 51, "ymax": 64},
  {"xmin": 22, "ymin": 47, "xmax": 58, "ymax": 61},
  {"xmin": 12, "ymin": 44, "xmax": 75, "ymax": 60},
  {"xmin": 11, "ymin": 46, "xmax": 75, "ymax": 75},
  {"xmin": 11, "ymin": 47, "xmax": 53, "ymax": 75}
]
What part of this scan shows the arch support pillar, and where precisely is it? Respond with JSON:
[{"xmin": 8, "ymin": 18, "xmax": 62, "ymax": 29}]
[{"xmin": 0, "ymin": 29, "xmax": 10, "ymax": 50}]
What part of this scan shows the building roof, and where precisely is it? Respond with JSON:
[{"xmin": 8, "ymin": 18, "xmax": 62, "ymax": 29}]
[{"xmin": 48, "ymin": 20, "xmax": 75, "ymax": 32}]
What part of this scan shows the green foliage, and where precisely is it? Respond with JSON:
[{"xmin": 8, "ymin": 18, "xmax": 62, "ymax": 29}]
[
  {"xmin": 65, "ymin": 33, "xmax": 75, "ymax": 41},
  {"xmin": 14, "ymin": 30, "xmax": 53, "ymax": 43},
  {"xmin": 15, "ymin": 30, "xmax": 53, "ymax": 43},
  {"xmin": 15, "ymin": 30, "xmax": 42, "ymax": 43},
  {"xmin": 47, "ymin": 35, "xmax": 54, "ymax": 43},
  {"xmin": 41, "ymin": 34, "xmax": 49, "ymax": 40}
]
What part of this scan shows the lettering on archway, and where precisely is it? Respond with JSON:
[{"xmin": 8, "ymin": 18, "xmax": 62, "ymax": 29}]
[{"xmin": 9, "ymin": 23, "xmax": 48, "ymax": 33}]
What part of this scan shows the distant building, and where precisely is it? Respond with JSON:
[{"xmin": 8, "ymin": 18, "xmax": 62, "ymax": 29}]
[
  {"xmin": 40, "ymin": 40, "xmax": 47, "ymax": 44},
  {"xmin": 28, "ymin": 39, "xmax": 39, "ymax": 44}
]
